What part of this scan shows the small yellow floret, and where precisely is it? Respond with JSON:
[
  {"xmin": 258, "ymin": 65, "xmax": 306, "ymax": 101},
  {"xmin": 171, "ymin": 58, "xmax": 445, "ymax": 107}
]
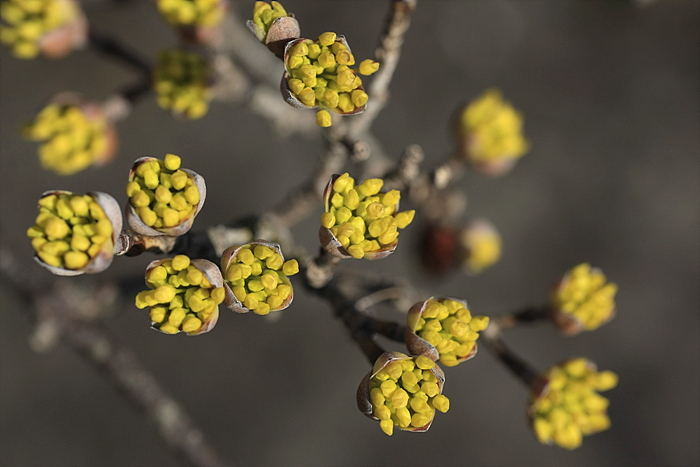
[
  {"xmin": 316, "ymin": 110, "xmax": 332, "ymax": 128},
  {"xmin": 359, "ymin": 59, "xmax": 380, "ymax": 76}
]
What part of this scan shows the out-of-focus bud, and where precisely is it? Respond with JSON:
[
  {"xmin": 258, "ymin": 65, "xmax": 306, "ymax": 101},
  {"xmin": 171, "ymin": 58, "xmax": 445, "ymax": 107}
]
[
  {"xmin": 460, "ymin": 219, "xmax": 501, "ymax": 274},
  {"xmin": 157, "ymin": 0, "xmax": 227, "ymax": 44},
  {"xmin": 421, "ymin": 219, "xmax": 501, "ymax": 275},
  {"xmin": 281, "ymin": 34, "xmax": 376, "ymax": 126},
  {"xmin": 135, "ymin": 255, "xmax": 225, "ymax": 335},
  {"xmin": 22, "ymin": 93, "xmax": 119, "ymax": 175},
  {"xmin": 455, "ymin": 88, "xmax": 528, "ymax": 177},
  {"xmin": 220, "ymin": 240, "xmax": 298, "ymax": 315},
  {"xmin": 125, "ymin": 154, "xmax": 206, "ymax": 237},
  {"xmin": 528, "ymin": 358, "xmax": 618, "ymax": 449},
  {"xmin": 1, "ymin": 0, "xmax": 87, "ymax": 59},
  {"xmin": 246, "ymin": 1, "xmax": 299, "ymax": 57},
  {"xmin": 357, "ymin": 352, "xmax": 450, "ymax": 436},
  {"xmin": 549, "ymin": 263, "xmax": 617, "ymax": 335},
  {"xmin": 153, "ymin": 48, "xmax": 213, "ymax": 120},
  {"xmin": 405, "ymin": 297, "xmax": 488, "ymax": 367},
  {"xmin": 319, "ymin": 173, "xmax": 414, "ymax": 260},
  {"xmin": 27, "ymin": 190, "xmax": 122, "ymax": 275}
]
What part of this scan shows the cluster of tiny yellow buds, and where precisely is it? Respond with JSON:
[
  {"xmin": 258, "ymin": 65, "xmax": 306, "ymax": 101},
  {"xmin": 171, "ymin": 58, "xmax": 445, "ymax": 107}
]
[
  {"xmin": 552, "ymin": 263, "xmax": 617, "ymax": 331},
  {"xmin": 224, "ymin": 244, "xmax": 298, "ymax": 315},
  {"xmin": 460, "ymin": 88, "xmax": 529, "ymax": 163},
  {"xmin": 127, "ymin": 154, "xmax": 200, "ymax": 231},
  {"xmin": 0, "ymin": 0, "xmax": 73, "ymax": 58},
  {"xmin": 369, "ymin": 355, "xmax": 449, "ymax": 436},
  {"xmin": 530, "ymin": 358, "xmax": 618, "ymax": 450},
  {"xmin": 321, "ymin": 173, "xmax": 414, "ymax": 259},
  {"xmin": 154, "ymin": 49, "xmax": 211, "ymax": 120},
  {"xmin": 27, "ymin": 192, "xmax": 113, "ymax": 270},
  {"xmin": 22, "ymin": 103, "xmax": 110, "ymax": 175},
  {"xmin": 135, "ymin": 255, "xmax": 225, "ymax": 334},
  {"xmin": 460, "ymin": 221, "xmax": 501, "ymax": 274},
  {"xmin": 410, "ymin": 298, "xmax": 489, "ymax": 367},
  {"xmin": 284, "ymin": 33, "xmax": 379, "ymax": 127},
  {"xmin": 252, "ymin": 1, "xmax": 287, "ymax": 37},
  {"xmin": 157, "ymin": 0, "xmax": 223, "ymax": 27}
]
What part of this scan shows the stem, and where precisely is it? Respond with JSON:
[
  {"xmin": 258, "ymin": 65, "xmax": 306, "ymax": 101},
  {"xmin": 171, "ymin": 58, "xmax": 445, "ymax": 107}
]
[
  {"xmin": 269, "ymin": 122, "xmax": 349, "ymax": 228},
  {"xmin": 120, "ymin": 78, "xmax": 152, "ymax": 105},
  {"xmin": 0, "ymin": 248, "xmax": 229, "ymax": 467},
  {"xmin": 304, "ymin": 247, "xmax": 341, "ymax": 289},
  {"xmin": 491, "ymin": 305, "xmax": 550, "ymax": 332},
  {"xmin": 481, "ymin": 333, "xmax": 539, "ymax": 387},
  {"xmin": 335, "ymin": 299, "xmax": 386, "ymax": 365},
  {"xmin": 115, "ymin": 231, "xmax": 178, "ymax": 257},
  {"xmin": 367, "ymin": 318, "xmax": 406, "ymax": 343},
  {"xmin": 348, "ymin": 0, "xmax": 417, "ymax": 137},
  {"xmin": 512, "ymin": 305, "xmax": 550, "ymax": 324},
  {"xmin": 88, "ymin": 31, "xmax": 152, "ymax": 76}
]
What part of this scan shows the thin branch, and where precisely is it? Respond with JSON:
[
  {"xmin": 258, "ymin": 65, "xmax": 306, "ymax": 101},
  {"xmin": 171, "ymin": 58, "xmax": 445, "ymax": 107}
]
[
  {"xmin": 88, "ymin": 30, "xmax": 152, "ymax": 76},
  {"xmin": 0, "ymin": 248, "xmax": 229, "ymax": 467},
  {"xmin": 304, "ymin": 247, "xmax": 341, "ymax": 289},
  {"xmin": 115, "ymin": 230, "xmax": 178, "ymax": 257},
  {"xmin": 481, "ymin": 327, "xmax": 539, "ymax": 387},
  {"xmin": 348, "ymin": 0, "xmax": 417, "ymax": 137},
  {"xmin": 268, "ymin": 121, "xmax": 349, "ymax": 227},
  {"xmin": 487, "ymin": 306, "xmax": 550, "ymax": 334}
]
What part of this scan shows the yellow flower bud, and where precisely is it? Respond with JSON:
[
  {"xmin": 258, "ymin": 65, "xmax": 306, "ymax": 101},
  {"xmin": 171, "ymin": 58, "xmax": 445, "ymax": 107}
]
[
  {"xmin": 316, "ymin": 110, "xmax": 332, "ymax": 127},
  {"xmin": 318, "ymin": 31, "xmax": 336, "ymax": 47},
  {"xmin": 359, "ymin": 59, "xmax": 380, "ymax": 76}
]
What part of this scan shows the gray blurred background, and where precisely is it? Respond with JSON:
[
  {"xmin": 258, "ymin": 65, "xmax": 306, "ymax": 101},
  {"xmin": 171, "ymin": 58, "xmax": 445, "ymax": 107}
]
[{"xmin": 1, "ymin": 1, "xmax": 698, "ymax": 466}]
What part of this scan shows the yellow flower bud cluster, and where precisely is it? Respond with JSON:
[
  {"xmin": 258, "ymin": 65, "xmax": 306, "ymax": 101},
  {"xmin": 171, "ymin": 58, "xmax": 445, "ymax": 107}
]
[
  {"xmin": 251, "ymin": 1, "xmax": 287, "ymax": 38},
  {"xmin": 157, "ymin": 0, "xmax": 223, "ymax": 27},
  {"xmin": 127, "ymin": 154, "xmax": 200, "ymax": 230},
  {"xmin": 551, "ymin": 263, "xmax": 617, "ymax": 331},
  {"xmin": 224, "ymin": 244, "xmax": 299, "ymax": 315},
  {"xmin": 460, "ymin": 222, "xmax": 501, "ymax": 274},
  {"xmin": 321, "ymin": 173, "xmax": 414, "ymax": 259},
  {"xmin": 135, "ymin": 255, "xmax": 225, "ymax": 334},
  {"xmin": 460, "ymin": 88, "xmax": 529, "ymax": 163},
  {"xmin": 369, "ymin": 355, "xmax": 449, "ymax": 436},
  {"xmin": 530, "ymin": 358, "xmax": 618, "ymax": 450},
  {"xmin": 0, "ymin": 0, "xmax": 74, "ymax": 58},
  {"xmin": 22, "ymin": 103, "xmax": 109, "ymax": 175},
  {"xmin": 154, "ymin": 49, "xmax": 211, "ymax": 120},
  {"xmin": 284, "ymin": 32, "xmax": 379, "ymax": 127},
  {"xmin": 411, "ymin": 298, "xmax": 489, "ymax": 367},
  {"xmin": 27, "ymin": 192, "xmax": 113, "ymax": 270}
]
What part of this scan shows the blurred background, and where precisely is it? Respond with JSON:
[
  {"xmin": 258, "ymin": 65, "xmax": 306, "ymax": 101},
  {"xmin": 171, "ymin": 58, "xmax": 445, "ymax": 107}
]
[{"xmin": 1, "ymin": 0, "xmax": 698, "ymax": 466}]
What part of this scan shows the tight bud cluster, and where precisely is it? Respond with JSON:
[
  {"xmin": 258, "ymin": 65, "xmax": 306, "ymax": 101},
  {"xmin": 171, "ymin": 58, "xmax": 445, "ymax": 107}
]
[
  {"xmin": 154, "ymin": 49, "xmax": 211, "ymax": 120},
  {"xmin": 127, "ymin": 154, "xmax": 200, "ymax": 231},
  {"xmin": 530, "ymin": 358, "xmax": 618, "ymax": 450},
  {"xmin": 408, "ymin": 298, "xmax": 489, "ymax": 367},
  {"xmin": 458, "ymin": 89, "xmax": 529, "ymax": 174},
  {"xmin": 551, "ymin": 263, "xmax": 617, "ymax": 332},
  {"xmin": 136, "ymin": 255, "xmax": 225, "ymax": 334},
  {"xmin": 23, "ymin": 102, "xmax": 111, "ymax": 175},
  {"xmin": 0, "ymin": 0, "xmax": 73, "ymax": 58},
  {"xmin": 321, "ymin": 173, "xmax": 414, "ymax": 259},
  {"xmin": 251, "ymin": 1, "xmax": 287, "ymax": 38},
  {"xmin": 284, "ymin": 32, "xmax": 379, "ymax": 127},
  {"xmin": 368, "ymin": 355, "xmax": 449, "ymax": 436},
  {"xmin": 157, "ymin": 0, "xmax": 224, "ymax": 27},
  {"xmin": 27, "ymin": 192, "xmax": 113, "ymax": 270},
  {"xmin": 223, "ymin": 243, "xmax": 299, "ymax": 315}
]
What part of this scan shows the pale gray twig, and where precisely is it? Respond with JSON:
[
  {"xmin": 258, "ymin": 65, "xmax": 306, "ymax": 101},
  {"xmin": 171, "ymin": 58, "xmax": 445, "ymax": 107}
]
[{"xmin": 0, "ymin": 248, "xmax": 229, "ymax": 467}]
